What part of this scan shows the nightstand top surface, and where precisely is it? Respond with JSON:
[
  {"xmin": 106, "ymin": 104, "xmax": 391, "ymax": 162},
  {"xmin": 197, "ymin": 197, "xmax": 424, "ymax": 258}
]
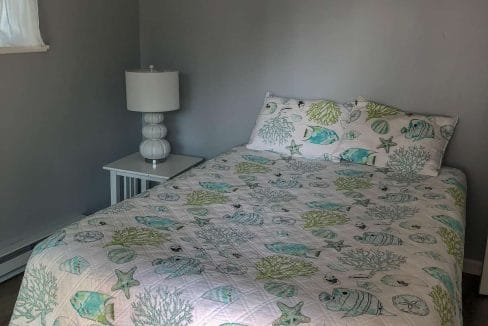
[{"xmin": 103, "ymin": 153, "xmax": 203, "ymax": 180}]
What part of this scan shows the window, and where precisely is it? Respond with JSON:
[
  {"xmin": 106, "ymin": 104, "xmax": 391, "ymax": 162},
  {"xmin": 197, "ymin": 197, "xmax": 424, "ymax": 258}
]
[{"xmin": 0, "ymin": 0, "xmax": 48, "ymax": 54}]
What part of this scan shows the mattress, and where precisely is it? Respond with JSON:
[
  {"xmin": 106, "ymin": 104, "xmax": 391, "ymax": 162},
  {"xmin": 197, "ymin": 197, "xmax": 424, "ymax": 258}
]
[{"xmin": 10, "ymin": 146, "xmax": 466, "ymax": 326}]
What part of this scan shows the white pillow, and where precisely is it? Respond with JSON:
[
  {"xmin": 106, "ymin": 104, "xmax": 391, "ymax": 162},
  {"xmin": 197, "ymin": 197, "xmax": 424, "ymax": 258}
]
[
  {"xmin": 247, "ymin": 93, "xmax": 354, "ymax": 160},
  {"xmin": 331, "ymin": 97, "xmax": 458, "ymax": 177}
]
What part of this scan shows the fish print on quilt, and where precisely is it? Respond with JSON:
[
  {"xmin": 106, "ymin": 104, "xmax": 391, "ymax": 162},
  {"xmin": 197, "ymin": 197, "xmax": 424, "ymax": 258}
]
[{"xmin": 10, "ymin": 146, "xmax": 466, "ymax": 326}]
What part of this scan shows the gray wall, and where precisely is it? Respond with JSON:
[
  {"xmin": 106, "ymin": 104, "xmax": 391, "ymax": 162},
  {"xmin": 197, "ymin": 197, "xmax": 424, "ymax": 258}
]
[
  {"xmin": 0, "ymin": 0, "xmax": 140, "ymax": 253},
  {"xmin": 140, "ymin": 0, "xmax": 488, "ymax": 261}
]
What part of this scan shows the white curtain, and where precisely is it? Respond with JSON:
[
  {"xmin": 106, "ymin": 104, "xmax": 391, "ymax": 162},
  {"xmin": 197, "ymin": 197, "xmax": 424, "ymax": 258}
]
[{"xmin": 0, "ymin": 0, "xmax": 45, "ymax": 47}]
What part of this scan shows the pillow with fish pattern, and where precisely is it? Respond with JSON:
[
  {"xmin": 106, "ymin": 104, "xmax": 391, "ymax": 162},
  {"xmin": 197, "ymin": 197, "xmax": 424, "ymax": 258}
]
[
  {"xmin": 247, "ymin": 93, "xmax": 354, "ymax": 160},
  {"xmin": 331, "ymin": 97, "xmax": 458, "ymax": 176}
]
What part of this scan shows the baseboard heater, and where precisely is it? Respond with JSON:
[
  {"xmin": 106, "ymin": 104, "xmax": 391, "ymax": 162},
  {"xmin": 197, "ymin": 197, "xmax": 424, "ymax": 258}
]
[
  {"xmin": 0, "ymin": 238, "xmax": 45, "ymax": 283},
  {"xmin": 0, "ymin": 214, "xmax": 90, "ymax": 283}
]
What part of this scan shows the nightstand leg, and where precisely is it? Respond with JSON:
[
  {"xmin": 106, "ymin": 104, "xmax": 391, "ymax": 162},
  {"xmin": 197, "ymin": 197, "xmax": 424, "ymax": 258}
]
[
  {"xmin": 480, "ymin": 239, "xmax": 488, "ymax": 294},
  {"xmin": 141, "ymin": 178, "xmax": 148, "ymax": 192},
  {"xmin": 110, "ymin": 171, "xmax": 120, "ymax": 205},
  {"xmin": 123, "ymin": 177, "xmax": 129, "ymax": 200}
]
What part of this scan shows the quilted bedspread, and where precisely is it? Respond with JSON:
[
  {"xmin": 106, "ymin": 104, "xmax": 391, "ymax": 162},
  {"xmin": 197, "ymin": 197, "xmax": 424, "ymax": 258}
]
[{"xmin": 10, "ymin": 147, "xmax": 466, "ymax": 326}]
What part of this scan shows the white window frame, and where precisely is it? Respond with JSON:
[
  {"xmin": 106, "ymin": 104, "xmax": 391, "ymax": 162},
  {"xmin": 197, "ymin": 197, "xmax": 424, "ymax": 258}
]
[
  {"xmin": 0, "ymin": 0, "xmax": 49, "ymax": 54},
  {"xmin": 0, "ymin": 44, "xmax": 48, "ymax": 54}
]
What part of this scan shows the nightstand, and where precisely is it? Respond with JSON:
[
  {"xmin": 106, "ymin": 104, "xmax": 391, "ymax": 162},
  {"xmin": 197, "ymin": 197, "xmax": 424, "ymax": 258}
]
[{"xmin": 103, "ymin": 152, "xmax": 203, "ymax": 204}]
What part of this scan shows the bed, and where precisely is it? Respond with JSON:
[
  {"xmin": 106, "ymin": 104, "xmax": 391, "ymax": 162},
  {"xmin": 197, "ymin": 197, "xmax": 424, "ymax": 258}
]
[{"xmin": 10, "ymin": 146, "xmax": 466, "ymax": 326}]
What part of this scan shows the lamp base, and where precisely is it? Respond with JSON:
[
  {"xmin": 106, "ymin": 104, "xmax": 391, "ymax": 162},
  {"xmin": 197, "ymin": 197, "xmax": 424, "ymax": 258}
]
[
  {"xmin": 144, "ymin": 158, "xmax": 166, "ymax": 164},
  {"xmin": 139, "ymin": 113, "xmax": 171, "ymax": 161}
]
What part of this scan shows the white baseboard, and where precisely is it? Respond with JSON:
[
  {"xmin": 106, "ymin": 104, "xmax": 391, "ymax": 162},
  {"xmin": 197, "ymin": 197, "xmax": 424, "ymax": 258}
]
[
  {"xmin": 463, "ymin": 258, "xmax": 483, "ymax": 276},
  {"xmin": 0, "ymin": 214, "xmax": 88, "ymax": 283},
  {"xmin": 0, "ymin": 250, "xmax": 31, "ymax": 283}
]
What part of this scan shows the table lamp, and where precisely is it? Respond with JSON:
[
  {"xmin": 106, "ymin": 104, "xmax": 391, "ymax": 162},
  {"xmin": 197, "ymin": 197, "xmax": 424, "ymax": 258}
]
[{"xmin": 125, "ymin": 66, "xmax": 179, "ymax": 164}]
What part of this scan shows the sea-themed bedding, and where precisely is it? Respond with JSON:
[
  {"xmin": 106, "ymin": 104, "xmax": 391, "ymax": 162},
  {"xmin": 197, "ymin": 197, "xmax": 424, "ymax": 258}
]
[
  {"xmin": 247, "ymin": 93, "xmax": 457, "ymax": 177},
  {"xmin": 10, "ymin": 146, "xmax": 466, "ymax": 326},
  {"xmin": 331, "ymin": 97, "xmax": 458, "ymax": 176},
  {"xmin": 247, "ymin": 92, "xmax": 347, "ymax": 160}
]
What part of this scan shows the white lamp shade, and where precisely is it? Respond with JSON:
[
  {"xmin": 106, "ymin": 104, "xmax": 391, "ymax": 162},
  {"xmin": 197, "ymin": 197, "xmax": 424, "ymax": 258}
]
[{"xmin": 125, "ymin": 69, "xmax": 179, "ymax": 112}]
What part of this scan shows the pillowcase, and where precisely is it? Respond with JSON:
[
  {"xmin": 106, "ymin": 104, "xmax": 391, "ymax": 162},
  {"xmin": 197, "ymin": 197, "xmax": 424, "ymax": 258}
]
[
  {"xmin": 331, "ymin": 97, "xmax": 458, "ymax": 176},
  {"xmin": 247, "ymin": 93, "xmax": 351, "ymax": 160}
]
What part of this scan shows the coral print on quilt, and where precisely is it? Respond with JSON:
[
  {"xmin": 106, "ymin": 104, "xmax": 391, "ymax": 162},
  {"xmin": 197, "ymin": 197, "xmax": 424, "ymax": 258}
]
[{"xmin": 10, "ymin": 146, "xmax": 465, "ymax": 326}]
